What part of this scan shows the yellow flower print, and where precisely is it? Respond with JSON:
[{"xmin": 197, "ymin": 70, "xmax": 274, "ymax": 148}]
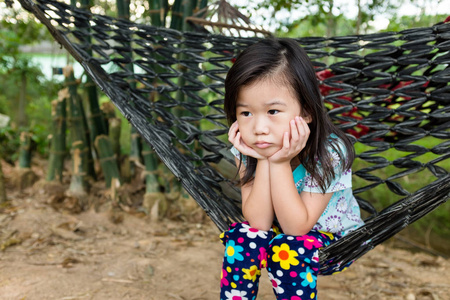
[
  {"xmin": 272, "ymin": 225, "xmax": 282, "ymax": 236},
  {"xmin": 242, "ymin": 265, "xmax": 261, "ymax": 282},
  {"xmin": 318, "ymin": 230, "xmax": 335, "ymax": 240},
  {"xmin": 271, "ymin": 243, "xmax": 299, "ymax": 270},
  {"xmin": 333, "ymin": 266, "xmax": 348, "ymax": 274}
]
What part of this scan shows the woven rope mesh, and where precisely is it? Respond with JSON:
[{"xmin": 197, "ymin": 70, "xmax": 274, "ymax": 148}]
[{"xmin": 19, "ymin": 0, "xmax": 450, "ymax": 271}]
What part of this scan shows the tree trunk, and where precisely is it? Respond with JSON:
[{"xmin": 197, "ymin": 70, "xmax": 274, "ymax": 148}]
[{"xmin": 46, "ymin": 90, "xmax": 67, "ymax": 182}]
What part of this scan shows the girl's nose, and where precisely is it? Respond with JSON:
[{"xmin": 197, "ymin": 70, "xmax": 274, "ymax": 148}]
[{"xmin": 253, "ymin": 118, "xmax": 269, "ymax": 135}]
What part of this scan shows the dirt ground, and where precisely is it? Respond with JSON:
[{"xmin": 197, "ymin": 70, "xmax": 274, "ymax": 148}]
[{"xmin": 1, "ymin": 161, "xmax": 449, "ymax": 300}]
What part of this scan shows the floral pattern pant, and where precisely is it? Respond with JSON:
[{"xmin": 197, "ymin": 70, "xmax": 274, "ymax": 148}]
[{"xmin": 219, "ymin": 222, "xmax": 351, "ymax": 300}]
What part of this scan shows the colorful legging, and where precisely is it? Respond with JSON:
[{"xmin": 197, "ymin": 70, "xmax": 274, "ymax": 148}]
[{"xmin": 219, "ymin": 222, "xmax": 351, "ymax": 300}]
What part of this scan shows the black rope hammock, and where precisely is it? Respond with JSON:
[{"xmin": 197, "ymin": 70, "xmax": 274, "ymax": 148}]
[{"xmin": 18, "ymin": 0, "xmax": 449, "ymax": 273}]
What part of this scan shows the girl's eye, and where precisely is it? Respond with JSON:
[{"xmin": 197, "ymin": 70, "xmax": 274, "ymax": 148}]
[
  {"xmin": 268, "ymin": 110, "xmax": 279, "ymax": 115},
  {"xmin": 240, "ymin": 111, "xmax": 252, "ymax": 117}
]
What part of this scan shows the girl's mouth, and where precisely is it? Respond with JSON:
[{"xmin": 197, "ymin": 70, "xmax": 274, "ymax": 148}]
[{"xmin": 255, "ymin": 142, "xmax": 271, "ymax": 149}]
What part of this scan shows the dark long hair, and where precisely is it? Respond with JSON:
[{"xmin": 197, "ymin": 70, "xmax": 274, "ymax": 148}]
[{"xmin": 224, "ymin": 38, "xmax": 355, "ymax": 193}]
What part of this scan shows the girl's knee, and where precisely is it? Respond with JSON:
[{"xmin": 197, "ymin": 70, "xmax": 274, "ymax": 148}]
[
  {"xmin": 268, "ymin": 232, "xmax": 325, "ymax": 271},
  {"xmin": 220, "ymin": 222, "xmax": 275, "ymax": 246}
]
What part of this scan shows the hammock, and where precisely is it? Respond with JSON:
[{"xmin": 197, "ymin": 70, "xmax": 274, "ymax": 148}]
[{"xmin": 18, "ymin": 0, "xmax": 450, "ymax": 273}]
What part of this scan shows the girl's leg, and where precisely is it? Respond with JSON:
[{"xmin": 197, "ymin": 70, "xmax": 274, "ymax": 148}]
[
  {"xmin": 266, "ymin": 230, "xmax": 334, "ymax": 300},
  {"xmin": 219, "ymin": 222, "xmax": 274, "ymax": 300}
]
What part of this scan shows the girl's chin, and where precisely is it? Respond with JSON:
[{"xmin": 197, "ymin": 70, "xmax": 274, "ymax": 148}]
[{"xmin": 253, "ymin": 147, "xmax": 280, "ymax": 158}]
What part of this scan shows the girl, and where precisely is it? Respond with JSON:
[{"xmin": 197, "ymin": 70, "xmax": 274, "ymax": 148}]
[{"xmin": 220, "ymin": 38, "xmax": 364, "ymax": 300}]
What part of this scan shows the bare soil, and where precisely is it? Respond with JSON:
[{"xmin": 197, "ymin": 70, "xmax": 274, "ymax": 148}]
[{"xmin": 1, "ymin": 160, "xmax": 449, "ymax": 300}]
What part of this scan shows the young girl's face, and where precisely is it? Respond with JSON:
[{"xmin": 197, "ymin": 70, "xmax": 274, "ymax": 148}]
[{"xmin": 236, "ymin": 79, "xmax": 303, "ymax": 158}]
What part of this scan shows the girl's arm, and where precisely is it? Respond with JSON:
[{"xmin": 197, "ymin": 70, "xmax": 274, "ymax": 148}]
[
  {"xmin": 269, "ymin": 162, "xmax": 331, "ymax": 235},
  {"xmin": 268, "ymin": 117, "xmax": 330, "ymax": 235},
  {"xmin": 238, "ymin": 159, "xmax": 274, "ymax": 230},
  {"xmin": 229, "ymin": 121, "xmax": 274, "ymax": 230}
]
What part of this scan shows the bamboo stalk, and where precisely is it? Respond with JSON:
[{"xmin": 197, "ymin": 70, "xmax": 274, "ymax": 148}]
[
  {"xmin": 142, "ymin": 143, "xmax": 159, "ymax": 193},
  {"xmin": 65, "ymin": 66, "xmax": 90, "ymax": 194},
  {"xmin": 65, "ymin": 66, "xmax": 97, "ymax": 181},
  {"xmin": 46, "ymin": 90, "xmax": 67, "ymax": 182},
  {"xmin": 18, "ymin": 70, "xmax": 27, "ymax": 127},
  {"xmin": 199, "ymin": 0, "xmax": 208, "ymax": 9},
  {"xmin": 116, "ymin": 0, "xmax": 144, "ymax": 181},
  {"xmin": 167, "ymin": 0, "xmax": 202, "ymax": 200},
  {"xmin": 141, "ymin": 138, "xmax": 166, "ymax": 217},
  {"xmin": 79, "ymin": 0, "xmax": 109, "ymax": 143},
  {"xmin": 18, "ymin": 131, "xmax": 33, "ymax": 169},
  {"xmin": 149, "ymin": 0, "xmax": 164, "ymax": 27},
  {"xmin": 0, "ymin": 153, "xmax": 6, "ymax": 203},
  {"xmin": 129, "ymin": 128, "xmax": 142, "ymax": 165},
  {"xmin": 108, "ymin": 117, "xmax": 121, "ymax": 161},
  {"xmin": 16, "ymin": 131, "xmax": 38, "ymax": 190},
  {"xmin": 95, "ymin": 135, "xmax": 122, "ymax": 188},
  {"xmin": 182, "ymin": 0, "xmax": 196, "ymax": 31},
  {"xmin": 68, "ymin": 140, "xmax": 89, "ymax": 197},
  {"xmin": 170, "ymin": 0, "xmax": 183, "ymax": 29}
]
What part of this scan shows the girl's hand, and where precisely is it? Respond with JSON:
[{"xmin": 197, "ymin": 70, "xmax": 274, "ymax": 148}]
[
  {"xmin": 269, "ymin": 116, "xmax": 310, "ymax": 164},
  {"xmin": 228, "ymin": 121, "xmax": 266, "ymax": 160}
]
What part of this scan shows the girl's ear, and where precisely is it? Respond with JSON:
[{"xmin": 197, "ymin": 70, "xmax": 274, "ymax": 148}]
[{"xmin": 302, "ymin": 114, "xmax": 312, "ymax": 124}]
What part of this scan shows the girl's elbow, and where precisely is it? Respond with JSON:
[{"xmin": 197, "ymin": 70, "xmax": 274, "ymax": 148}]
[
  {"xmin": 283, "ymin": 228, "xmax": 311, "ymax": 236},
  {"xmin": 243, "ymin": 214, "xmax": 273, "ymax": 231},
  {"xmin": 242, "ymin": 209, "xmax": 273, "ymax": 231},
  {"xmin": 280, "ymin": 221, "xmax": 315, "ymax": 236},
  {"xmin": 248, "ymin": 221, "xmax": 273, "ymax": 232}
]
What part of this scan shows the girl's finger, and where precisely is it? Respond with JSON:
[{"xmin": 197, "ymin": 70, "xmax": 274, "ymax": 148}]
[
  {"xmin": 296, "ymin": 117, "xmax": 306, "ymax": 139},
  {"xmin": 283, "ymin": 131, "xmax": 290, "ymax": 149},
  {"xmin": 233, "ymin": 132, "xmax": 241, "ymax": 147},
  {"xmin": 300, "ymin": 117, "xmax": 310, "ymax": 138},
  {"xmin": 290, "ymin": 119, "xmax": 299, "ymax": 142},
  {"xmin": 228, "ymin": 122, "xmax": 239, "ymax": 141},
  {"xmin": 228, "ymin": 128, "xmax": 235, "ymax": 142}
]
